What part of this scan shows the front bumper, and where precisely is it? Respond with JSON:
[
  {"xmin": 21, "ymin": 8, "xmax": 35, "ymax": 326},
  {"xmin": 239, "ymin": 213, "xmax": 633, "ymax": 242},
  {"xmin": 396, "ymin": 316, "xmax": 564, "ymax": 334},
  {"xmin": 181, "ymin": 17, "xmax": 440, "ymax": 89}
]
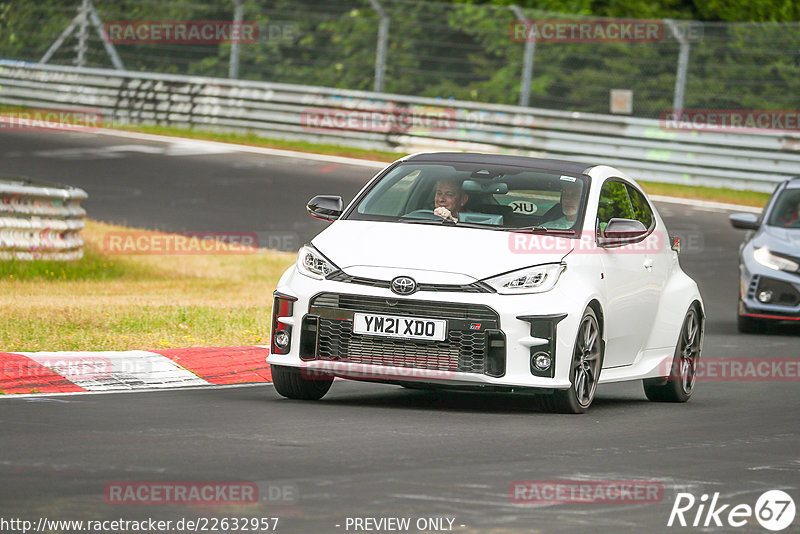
[
  {"xmin": 739, "ymin": 260, "xmax": 800, "ymax": 321},
  {"xmin": 268, "ymin": 267, "xmax": 582, "ymax": 389}
]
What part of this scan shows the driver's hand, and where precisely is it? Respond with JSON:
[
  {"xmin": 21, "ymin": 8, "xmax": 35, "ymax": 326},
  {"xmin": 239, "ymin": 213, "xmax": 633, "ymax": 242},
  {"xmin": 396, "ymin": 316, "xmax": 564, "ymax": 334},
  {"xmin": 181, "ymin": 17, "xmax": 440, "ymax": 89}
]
[{"xmin": 434, "ymin": 207, "xmax": 456, "ymax": 221}]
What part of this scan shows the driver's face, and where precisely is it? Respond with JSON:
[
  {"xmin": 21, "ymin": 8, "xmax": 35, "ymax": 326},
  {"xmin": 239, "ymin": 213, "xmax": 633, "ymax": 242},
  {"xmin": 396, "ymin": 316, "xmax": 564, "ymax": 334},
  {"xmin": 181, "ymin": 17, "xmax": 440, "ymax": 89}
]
[
  {"xmin": 561, "ymin": 183, "xmax": 582, "ymax": 218},
  {"xmin": 435, "ymin": 181, "xmax": 467, "ymax": 215}
]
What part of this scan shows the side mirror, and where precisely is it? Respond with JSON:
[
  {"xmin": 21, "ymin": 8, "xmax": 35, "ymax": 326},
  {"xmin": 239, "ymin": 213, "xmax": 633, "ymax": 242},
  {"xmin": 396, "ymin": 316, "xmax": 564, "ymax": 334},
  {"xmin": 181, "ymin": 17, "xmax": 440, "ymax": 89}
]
[
  {"xmin": 729, "ymin": 213, "xmax": 759, "ymax": 231},
  {"xmin": 598, "ymin": 218, "xmax": 648, "ymax": 247},
  {"xmin": 306, "ymin": 195, "xmax": 343, "ymax": 222}
]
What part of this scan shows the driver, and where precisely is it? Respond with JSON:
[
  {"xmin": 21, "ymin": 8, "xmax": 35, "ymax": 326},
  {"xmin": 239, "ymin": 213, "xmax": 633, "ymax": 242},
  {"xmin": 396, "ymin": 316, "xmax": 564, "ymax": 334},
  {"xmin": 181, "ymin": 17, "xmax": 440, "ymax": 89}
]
[
  {"xmin": 433, "ymin": 179, "xmax": 469, "ymax": 222},
  {"xmin": 775, "ymin": 198, "xmax": 800, "ymax": 228},
  {"xmin": 781, "ymin": 198, "xmax": 800, "ymax": 227},
  {"xmin": 542, "ymin": 179, "xmax": 582, "ymax": 229}
]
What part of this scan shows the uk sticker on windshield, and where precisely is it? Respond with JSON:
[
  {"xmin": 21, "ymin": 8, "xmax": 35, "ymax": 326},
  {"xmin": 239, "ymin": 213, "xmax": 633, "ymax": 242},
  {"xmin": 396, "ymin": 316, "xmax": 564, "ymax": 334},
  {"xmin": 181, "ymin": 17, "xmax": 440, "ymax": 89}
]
[{"xmin": 560, "ymin": 175, "xmax": 577, "ymax": 182}]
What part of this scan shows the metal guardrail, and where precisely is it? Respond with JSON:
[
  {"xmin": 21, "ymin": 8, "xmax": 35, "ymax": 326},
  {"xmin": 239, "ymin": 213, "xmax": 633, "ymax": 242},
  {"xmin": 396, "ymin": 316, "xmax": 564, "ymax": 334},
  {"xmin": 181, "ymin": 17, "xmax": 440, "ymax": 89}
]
[
  {"xmin": 0, "ymin": 176, "xmax": 87, "ymax": 261},
  {"xmin": 1, "ymin": 61, "xmax": 799, "ymax": 192}
]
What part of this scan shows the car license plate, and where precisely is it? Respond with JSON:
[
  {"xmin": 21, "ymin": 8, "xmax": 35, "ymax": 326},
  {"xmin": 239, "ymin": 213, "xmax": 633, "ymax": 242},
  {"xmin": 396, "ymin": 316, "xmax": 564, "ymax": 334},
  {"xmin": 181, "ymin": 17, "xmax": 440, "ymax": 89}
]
[{"xmin": 352, "ymin": 313, "xmax": 447, "ymax": 341}]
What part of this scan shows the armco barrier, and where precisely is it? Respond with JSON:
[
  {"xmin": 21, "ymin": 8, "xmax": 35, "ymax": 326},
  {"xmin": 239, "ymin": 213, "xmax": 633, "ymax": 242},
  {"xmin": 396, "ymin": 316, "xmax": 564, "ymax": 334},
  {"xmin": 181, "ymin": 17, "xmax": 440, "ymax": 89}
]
[
  {"xmin": 1, "ymin": 61, "xmax": 799, "ymax": 192},
  {"xmin": 0, "ymin": 177, "xmax": 87, "ymax": 261}
]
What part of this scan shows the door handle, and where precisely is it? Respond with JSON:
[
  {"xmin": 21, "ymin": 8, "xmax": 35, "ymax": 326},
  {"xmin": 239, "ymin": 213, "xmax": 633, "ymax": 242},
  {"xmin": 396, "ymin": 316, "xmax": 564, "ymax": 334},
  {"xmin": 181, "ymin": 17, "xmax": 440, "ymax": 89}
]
[{"xmin": 643, "ymin": 258, "xmax": 654, "ymax": 272}]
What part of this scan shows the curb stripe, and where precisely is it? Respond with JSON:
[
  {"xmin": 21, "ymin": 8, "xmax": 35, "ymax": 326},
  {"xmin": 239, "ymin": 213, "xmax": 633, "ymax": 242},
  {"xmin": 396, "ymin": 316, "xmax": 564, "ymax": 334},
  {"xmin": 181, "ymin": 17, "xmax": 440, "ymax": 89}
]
[
  {"xmin": 0, "ymin": 352, "xmax": 86, "ymax": 394},
  {"xmin": 19, "ymin": 351, "xmax": 210, "ymax": 391},
  {"xmin": 1, "ymin": 346, "xmax": 272, "ymax": 395},
  {"xmin": 157, "ymin": 346, "xmax": 272, "ymax": 385}
]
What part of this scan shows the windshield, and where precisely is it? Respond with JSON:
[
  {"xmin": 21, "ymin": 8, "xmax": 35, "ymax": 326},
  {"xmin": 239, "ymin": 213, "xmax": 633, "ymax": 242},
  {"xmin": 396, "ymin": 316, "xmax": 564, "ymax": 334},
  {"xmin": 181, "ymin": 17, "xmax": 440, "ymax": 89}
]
[
  {"xmin": 347, "ymin": 162, "xmax": 589, "ymax": 233},
  {"xmin": 767, "ymin": 188, "xmax": 800, "ymax": 228}
]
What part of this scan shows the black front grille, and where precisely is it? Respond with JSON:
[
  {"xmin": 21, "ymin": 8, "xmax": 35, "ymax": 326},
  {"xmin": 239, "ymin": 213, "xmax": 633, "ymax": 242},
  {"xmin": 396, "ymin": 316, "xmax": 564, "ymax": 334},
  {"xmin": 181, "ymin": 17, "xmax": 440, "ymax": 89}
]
[
  {"xmin": 305, "ymin": 293, "xmax": 503, "ymax": 376},
  {"xmin": 316, "ymin": 318, "xmax": 486, "ymax": 373}
]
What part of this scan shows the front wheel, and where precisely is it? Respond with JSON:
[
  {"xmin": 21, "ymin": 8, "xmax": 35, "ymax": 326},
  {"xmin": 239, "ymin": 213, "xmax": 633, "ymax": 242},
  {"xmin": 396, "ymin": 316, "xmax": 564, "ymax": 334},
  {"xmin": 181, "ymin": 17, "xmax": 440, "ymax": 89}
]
[
  {"xmin": 540, "ymin": 307, "xmax": 603, "ymax": 414},
  {"xmin": 643, "ymin": 306, "xmax": 703, "ymax": 402},
  {"xmin": 271, "ymin": 365, "xmax": 333, "ymax": 400}
]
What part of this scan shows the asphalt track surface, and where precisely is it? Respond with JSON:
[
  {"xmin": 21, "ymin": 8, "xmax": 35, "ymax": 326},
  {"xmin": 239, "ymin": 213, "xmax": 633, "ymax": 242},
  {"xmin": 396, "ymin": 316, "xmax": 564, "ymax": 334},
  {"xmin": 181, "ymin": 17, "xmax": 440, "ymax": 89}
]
[{"xmin": 1, "ymin": 129, "xmax": 799, "ymax": 533}]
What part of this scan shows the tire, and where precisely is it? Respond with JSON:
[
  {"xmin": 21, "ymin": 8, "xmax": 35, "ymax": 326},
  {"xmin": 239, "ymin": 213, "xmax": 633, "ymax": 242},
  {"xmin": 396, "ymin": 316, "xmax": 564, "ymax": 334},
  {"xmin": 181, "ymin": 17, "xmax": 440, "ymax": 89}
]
[
  {"xmin": 643, "ymin": 306, "xmax": 703, "ymax": 403},
  {"xmin": 540, "ymin": 307, "xmax": 603, "ymax": 414},
  {"xmin": 737, "ymin": 313, "xmax": 764, "ymax": 334},
  {"xmin": 271, "ymin": 365, "xmax": 333, "ymax": 400}
]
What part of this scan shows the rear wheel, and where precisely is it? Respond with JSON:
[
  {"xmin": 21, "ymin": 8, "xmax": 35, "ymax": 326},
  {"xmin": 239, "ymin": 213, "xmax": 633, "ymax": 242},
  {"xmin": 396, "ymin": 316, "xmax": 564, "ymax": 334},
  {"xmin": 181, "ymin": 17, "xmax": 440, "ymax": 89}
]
[
  {"xmin": 643, "ymin": 307, "xmax": 703, "ymax": 402},
  {"xmin": 540, "ymin": 307, "xmax": 603, "ymax": 414},
  {"xmin": 271, "ymin": 365, "xmax": 333, "ymax": 400}
]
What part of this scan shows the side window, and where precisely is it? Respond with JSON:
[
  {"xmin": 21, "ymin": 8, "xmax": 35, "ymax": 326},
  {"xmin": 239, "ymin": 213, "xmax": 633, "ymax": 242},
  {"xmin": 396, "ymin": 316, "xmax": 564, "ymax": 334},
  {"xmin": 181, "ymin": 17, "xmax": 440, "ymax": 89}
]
[
  {"xmin": 597, "ymin": 180, "xmax": 634, "ymax": 234},
  {"xmin": 626, "ymin": 185, "xmax": 654, "ymax": 229}
]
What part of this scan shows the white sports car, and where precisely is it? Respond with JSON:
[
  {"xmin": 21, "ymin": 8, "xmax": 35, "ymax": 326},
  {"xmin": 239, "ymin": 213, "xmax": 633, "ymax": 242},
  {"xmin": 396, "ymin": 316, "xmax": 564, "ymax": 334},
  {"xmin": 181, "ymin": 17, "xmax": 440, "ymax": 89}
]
[{"xmin": 268, "ymin": 153, "xmax": 704, "ymax": 413}]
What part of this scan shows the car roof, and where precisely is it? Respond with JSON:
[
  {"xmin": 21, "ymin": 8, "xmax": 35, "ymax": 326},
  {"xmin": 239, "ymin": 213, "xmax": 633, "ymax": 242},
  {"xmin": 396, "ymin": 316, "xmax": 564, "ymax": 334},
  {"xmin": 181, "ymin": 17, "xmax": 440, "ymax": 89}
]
[
  {"xmin": 404, "ymin": 152, "xmax": 593, "ymax": 175},
  {"xmin": 785, "ymin": 177, "xmax": 800, "ymax": 189}
]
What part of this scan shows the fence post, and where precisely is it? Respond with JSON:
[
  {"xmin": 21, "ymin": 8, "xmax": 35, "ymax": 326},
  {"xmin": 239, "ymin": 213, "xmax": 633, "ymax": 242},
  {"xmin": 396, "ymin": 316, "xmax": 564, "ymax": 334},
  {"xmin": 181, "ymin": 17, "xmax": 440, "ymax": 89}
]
[
  {"xmin": 229, "ymin": 0, "xmax": 244, "ymax": 79},
  {"xmin": 75, "ymin": 0, "xmax": 90, "ymax": 67},
  {"xmin": 40, "ymin": 0, "xmax": 124, "ymax": 70},
  {"xmin": 87, "ymin": 0, "xmax": 125, "ymax": 70},
  {"xmin": 510, "ymin": 6, "xmax": 535, "ymax": 108},
  {"xmin": 368, "ymin": 0, "xmax": 389, "ymax": 93},
  {"xmin": 665, "ymin": 19, "xmax": 691, "ymax": 114}
]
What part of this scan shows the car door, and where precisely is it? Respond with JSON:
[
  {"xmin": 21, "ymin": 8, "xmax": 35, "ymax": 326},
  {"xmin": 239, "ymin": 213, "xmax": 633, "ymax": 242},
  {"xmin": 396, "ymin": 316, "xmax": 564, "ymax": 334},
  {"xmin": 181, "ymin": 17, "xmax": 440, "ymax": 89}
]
[
  {"xmin": 596, "ymin": 180, "xmax": 659, "ymax": 368},
  {"xmin": 624, "ymin": 183, "xmax": 669, "ymax": 351}
]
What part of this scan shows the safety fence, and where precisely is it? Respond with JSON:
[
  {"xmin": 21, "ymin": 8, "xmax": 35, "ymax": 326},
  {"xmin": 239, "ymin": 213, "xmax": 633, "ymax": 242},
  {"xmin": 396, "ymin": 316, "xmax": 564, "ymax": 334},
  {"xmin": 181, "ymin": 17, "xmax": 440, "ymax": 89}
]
[
  {"xmin": 4, "ymin": 1, "xmax": 800, "ymax": 120},
  {"xmin": 0, "ymin": 176, "xmax": 87, "ymax": 261},
  {"xmin": 1, "ymin": 61, "xmax": 799, "ymax": 192}
]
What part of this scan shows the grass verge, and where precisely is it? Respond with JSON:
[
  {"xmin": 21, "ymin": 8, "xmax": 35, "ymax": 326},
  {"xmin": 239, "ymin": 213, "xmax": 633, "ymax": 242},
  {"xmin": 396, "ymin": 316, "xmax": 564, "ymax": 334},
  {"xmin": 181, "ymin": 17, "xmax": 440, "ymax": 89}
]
[{"xmin": 0, "ymin": 220, "xmax": 295, "ymax": 352}]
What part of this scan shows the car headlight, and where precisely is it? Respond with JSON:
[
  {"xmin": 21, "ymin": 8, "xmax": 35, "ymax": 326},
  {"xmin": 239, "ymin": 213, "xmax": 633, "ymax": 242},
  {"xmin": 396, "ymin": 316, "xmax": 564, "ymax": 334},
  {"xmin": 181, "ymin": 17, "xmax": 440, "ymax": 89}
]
[
  {"xmin": 483, "ymin": 263, "xmax": 566, "ymax": 294},
  {"xmin": 753, "ymin": 247, "xmax": 799, "ymax": 272},
  {"xmin": 296, "ymin": 245, "xmax": 339, "ymax": 279}
]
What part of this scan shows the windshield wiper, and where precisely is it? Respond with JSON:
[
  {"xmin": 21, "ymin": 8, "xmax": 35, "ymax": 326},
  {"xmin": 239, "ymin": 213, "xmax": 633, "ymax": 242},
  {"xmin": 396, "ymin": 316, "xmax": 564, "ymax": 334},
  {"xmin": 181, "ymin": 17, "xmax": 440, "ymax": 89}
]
[
  {"xmin": 398, "ymin": 217, "xmax": 502, "ymax": 230},
  {"xmin": 399, "ymin": 217, "xmax": 451, "ymax": 225},
  {"xmin": 510, "ymin": 225, "xmax": 575, "ymax": 234}
]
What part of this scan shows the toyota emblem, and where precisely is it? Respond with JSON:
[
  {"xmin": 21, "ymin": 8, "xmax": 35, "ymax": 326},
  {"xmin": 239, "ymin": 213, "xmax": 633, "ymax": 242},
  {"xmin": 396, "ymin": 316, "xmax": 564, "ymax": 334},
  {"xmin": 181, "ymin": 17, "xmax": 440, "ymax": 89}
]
[{"xmin": 391, "ymin": 276, "xmax": 417, "ymax": 295}]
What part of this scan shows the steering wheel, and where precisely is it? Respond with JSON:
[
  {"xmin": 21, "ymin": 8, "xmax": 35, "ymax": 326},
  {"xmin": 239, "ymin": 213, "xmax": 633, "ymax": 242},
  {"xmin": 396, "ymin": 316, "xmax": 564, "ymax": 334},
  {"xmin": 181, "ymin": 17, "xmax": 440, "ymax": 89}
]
[{"xmin": 402, "ymin": 209, "xmax": 442, "ymax": 221}]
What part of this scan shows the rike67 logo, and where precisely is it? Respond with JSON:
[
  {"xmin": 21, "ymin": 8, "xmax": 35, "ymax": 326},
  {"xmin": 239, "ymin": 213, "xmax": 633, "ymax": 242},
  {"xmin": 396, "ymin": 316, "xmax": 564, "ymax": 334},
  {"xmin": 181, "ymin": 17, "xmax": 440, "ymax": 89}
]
[{"xmin": 668, "ymin": 490, "xmax": 796, "ymax": 531}]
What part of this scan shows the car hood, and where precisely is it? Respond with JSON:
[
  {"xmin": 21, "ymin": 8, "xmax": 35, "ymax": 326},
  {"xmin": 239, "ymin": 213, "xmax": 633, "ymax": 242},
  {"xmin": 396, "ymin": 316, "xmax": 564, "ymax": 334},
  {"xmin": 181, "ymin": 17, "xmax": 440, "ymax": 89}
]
[
  {"xmin": 312, "ymin": 220, "xmax": 571, "ymax": 282},
  {"xmin": 756, "ymin": 225, "xmax": 800, "ymax": 254}
]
